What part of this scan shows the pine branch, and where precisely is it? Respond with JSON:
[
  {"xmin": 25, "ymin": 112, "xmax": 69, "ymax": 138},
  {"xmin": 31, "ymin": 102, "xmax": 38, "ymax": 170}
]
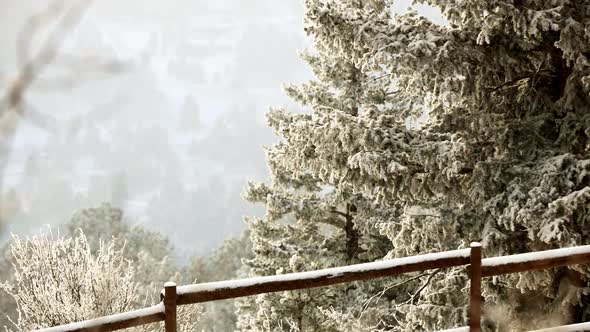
[
  {"xmin": 329, "ymin": 209, "xmax": 351, "ymax": 219},
  {"xmin": 317, "ymin": 216, "xmax": 346, "ymax": 229},
  {"xmin": 485, "ymin": 70, "xmax": 552, "ymax": 95},
  {"xmin": 408, "ymin": 214, "xmax": 442, "ymax": 218},
  {"xmin": 364, "ymin": 73, "xmax": 391, "ymax": 85}
]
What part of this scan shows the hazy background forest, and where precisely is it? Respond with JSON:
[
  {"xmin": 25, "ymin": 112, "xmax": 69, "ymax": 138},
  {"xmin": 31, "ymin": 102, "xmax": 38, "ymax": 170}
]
[
  {"xmin": 0, "ymin": 1, "xmax": 318, "ymax": 329},
  {"xmin": 0, "ymin": 0, "xmax": 314, "ymax": 256},
  {"xmin": 0, "ymin": 0, "xmax": 441, "ymax": 262}
]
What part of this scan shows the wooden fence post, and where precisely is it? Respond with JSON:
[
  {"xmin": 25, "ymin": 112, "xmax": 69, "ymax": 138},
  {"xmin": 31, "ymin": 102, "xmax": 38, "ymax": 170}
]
[
  {"xmin": 469, "ymin": 242, "xmax": 482, "ymax": 332},
  {"xmin": 164, "ymin": 281, "xmax": 177, "ymax": 332}
]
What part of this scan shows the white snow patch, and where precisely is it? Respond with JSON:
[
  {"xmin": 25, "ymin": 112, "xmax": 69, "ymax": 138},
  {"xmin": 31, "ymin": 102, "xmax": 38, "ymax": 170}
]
[
  {"xmin": 35, "ymin": 303, "xmax": 164, "ymax": 332},
  {"xmin": 482, "ymin": 245, "xmax": 590, "ymax": 267},
  {"xmin": 527, "ymin": 321, "xmax": 590, "ymax": 332},
  {"xmin": 177, "ymin": 248, "xmax": 470, "ymax": 295}
]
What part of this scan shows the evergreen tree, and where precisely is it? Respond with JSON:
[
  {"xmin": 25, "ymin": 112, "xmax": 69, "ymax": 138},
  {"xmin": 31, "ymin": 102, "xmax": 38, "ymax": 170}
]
[
  {"xmin": 242, "ymin": 0, "xmax": 590, "ymax": 331},
  {"xmin": 238, "ymin": 1, "xmax": 411, "ymax": 331}
]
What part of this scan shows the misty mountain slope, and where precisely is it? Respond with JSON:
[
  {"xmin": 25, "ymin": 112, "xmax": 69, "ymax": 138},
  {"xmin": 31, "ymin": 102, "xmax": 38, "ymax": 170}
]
[{"xmin": 0, "ymin": 0, "xmax": 312, "ymax": 254}]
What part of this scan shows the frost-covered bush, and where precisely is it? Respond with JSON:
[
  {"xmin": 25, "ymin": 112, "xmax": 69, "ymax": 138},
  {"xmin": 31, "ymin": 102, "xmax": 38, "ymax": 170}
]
[
  {"xmin": 0, "ymin": 228, "xmax": 200, "ymax": 332},
  {"xmin": 0, "ymin": 230, "xmax": 137, "ymax": 330},
  {"xmin": 65, "ymin": 203, "xmax": 179, "ymax": 300}
]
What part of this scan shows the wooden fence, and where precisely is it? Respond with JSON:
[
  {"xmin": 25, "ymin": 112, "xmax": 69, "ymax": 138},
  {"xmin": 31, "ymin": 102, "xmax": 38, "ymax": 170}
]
[{"xmin": 34, "ymin": 243, "xmax": 590, "ymax": 332}]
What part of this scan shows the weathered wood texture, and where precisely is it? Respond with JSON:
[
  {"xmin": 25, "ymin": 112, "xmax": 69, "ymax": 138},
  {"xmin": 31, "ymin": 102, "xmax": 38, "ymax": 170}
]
[
  {"xmin": 176, "ymin": 251, "xmax": 471, "ymax": 304},
  {"xmin": 34, "ymin": 305, "xmax": 164, "ymax": 332},
  {"xmin": 526, "ymin": 321, "xmax": 590, "ymax": 332},
  {"xmin": 469, "ymin": 243, "xmax": 482, "ymax": 332},
  {"xmin": 164, "ymin": 282, "xmax": 177, "ymax": 332},
  {"xmin": 33, "ymin": 245, "xmax": 590, "ymax": 332},
  {"xmin": 482, "ymin": 249, "xmax": 590, "ymax": 277}
]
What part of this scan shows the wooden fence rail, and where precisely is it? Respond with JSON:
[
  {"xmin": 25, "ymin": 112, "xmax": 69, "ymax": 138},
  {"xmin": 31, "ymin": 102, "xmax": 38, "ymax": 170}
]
[
  {"xmin": 35, "ymin": 304, "xmax": 165, "ymax": 332},
  {"xmin": 176, "ymin": 248, "xmax": 472, "ymax": 304},
  {"xmin": 33, "ymin": 244, "xmax": 590, "ymax": 332}
]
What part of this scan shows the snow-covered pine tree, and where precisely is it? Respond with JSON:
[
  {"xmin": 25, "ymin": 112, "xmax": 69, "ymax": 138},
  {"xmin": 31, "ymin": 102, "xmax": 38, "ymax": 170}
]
[
  {"xmin": 237, "ymin": 183, "xmax": 400, "ymax": 332},
  {"xmin": 255, "ymin": 0, "xmax": 590, "ymax": 330},
  {"xmin": 237, "ymin": 1, "xmax": 425, "ymax": 331}
]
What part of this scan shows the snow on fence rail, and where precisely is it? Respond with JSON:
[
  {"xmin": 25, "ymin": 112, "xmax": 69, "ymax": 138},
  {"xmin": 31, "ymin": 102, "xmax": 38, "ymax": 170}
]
[
  {"xmin": 30, "ymin": 244, "xmax": 590, "ymax": 332},
  {"xmin": 176, "ymin": 248, "xmax": 471, "ymax": 304},
  {"xmin": 527, "ymin": 321, "xmax": 590, "ymax": 332},
  {"xmin": 435, "ymin": 327, "xmax": 469, "ymax": 332},
  {"xmin": 34, "ymin": 303, "xmax": 165, "ymax": 332},
  {"xmin": 481, "ymin": 245, "xmax": 590, "ymax": 277}
]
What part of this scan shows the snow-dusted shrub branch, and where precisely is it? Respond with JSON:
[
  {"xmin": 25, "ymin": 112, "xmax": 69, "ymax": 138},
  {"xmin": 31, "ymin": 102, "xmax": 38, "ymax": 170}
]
[{"xmin": 0, "ymin": 228, "xmax": 200, "ymax": 332}]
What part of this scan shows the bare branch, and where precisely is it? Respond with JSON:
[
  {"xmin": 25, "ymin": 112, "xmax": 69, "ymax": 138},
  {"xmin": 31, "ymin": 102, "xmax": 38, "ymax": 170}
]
[
  {"xmin": 406, "ymin": 268, "xmax": 442, "ymax": 304},
  {"xmin": 4, "ymin": 0, "xmax": 93, "ymax": 114},
  {"xmin": 361, "ymin": 272, "xmax": 430, "ymax": 313},
  {"xmin": 0, "ymin": 0, "xmax": 93, "ymax": 231}
]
